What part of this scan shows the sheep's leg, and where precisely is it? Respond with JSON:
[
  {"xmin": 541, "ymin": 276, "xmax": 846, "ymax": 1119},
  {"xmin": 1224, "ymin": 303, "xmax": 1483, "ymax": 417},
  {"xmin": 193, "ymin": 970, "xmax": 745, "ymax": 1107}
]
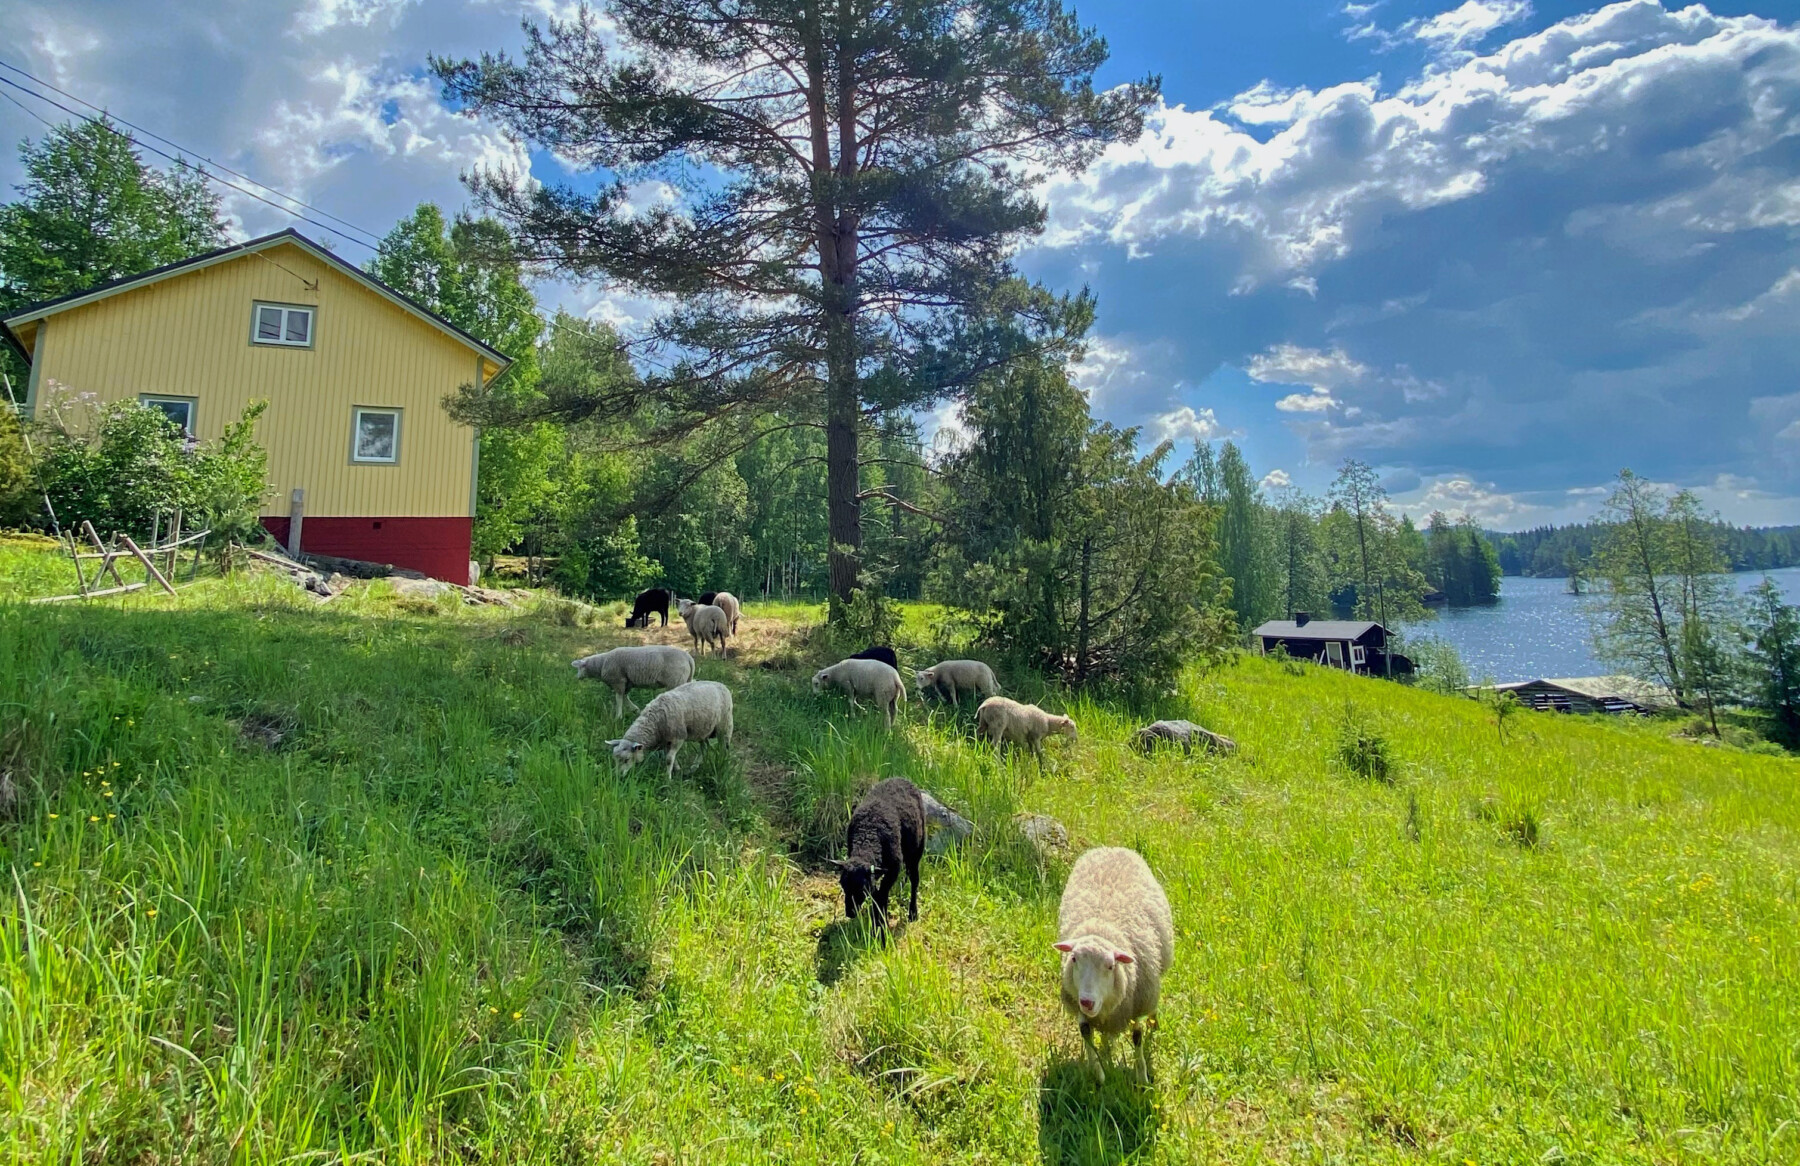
[
  {"xmin": 613, "ymin": 688, "xmax": 625, "ymax": 719},
  {"xmin": 905, "ymin": 848, "xmax": 920, "ymax": 922},
  {"xmin": 664, "ymin": 740, "xmax": 682, "ymax": 779},
  {"xmin": 1079, "ymin": 1021, "xmax": 1105, "ymax": 1084},
  {"xmin": 1133, "ymin": 1018, "xmax": 1155, "ymax": 1086}
]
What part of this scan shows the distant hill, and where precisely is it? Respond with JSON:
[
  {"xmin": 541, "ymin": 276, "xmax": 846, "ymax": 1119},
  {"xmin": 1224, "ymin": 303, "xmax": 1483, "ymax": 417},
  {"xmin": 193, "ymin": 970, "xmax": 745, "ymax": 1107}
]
[{"xmin": 1483, "ymin": 523, "xmax": 1800, "ymax": 577}]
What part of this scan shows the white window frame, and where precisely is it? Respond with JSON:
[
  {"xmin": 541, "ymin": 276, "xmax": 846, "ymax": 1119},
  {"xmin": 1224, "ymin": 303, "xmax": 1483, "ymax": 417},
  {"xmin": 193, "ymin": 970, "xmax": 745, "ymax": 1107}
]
[
  {"xmin": 140, "ymin": 394, "xmax": 197, "ymax": 434},
  {"xmin": 251, "ymin": 301, "xmax": 315, "ymax": 348},
  {"xmin": 351, "ymin": 407, "xmax": 402, "ymax": 464}
]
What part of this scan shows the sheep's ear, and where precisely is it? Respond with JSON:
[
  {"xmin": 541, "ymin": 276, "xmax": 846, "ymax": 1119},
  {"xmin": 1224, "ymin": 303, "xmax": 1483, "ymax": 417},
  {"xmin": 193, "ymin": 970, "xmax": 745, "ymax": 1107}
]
[
  {"xmin": 827, "ymin": 858, "xmax": 846, "ymax": 870},
  {"xmin": 1052, "ymin": 942, "xmax": 1074, "ymax": 953},
  {"xmin": 1112, "ymin": 952, "xmax": 1134, "ymax": 964},
  {"xmin": 604, "ymin": 738, "xmax": 625, "ymax": 748}
]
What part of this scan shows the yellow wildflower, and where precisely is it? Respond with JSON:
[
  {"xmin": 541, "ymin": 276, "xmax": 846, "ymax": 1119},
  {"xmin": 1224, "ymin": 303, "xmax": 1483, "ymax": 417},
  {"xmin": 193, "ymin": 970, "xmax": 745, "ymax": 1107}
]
[
  {"xmin": 107, "ymin": 813, "xmax": 116, "ymax": 820},
  {"xmin": 47, "ymin": 813, "xmax": 58, "ymax": 820},
  {"xmin": 512, "ymin": 1011, "xmax": 522, "ymax": 1020},
  {"xmin": 489, "ymin": 1007, "xmax": 499, "ymax": 1014},
  {"xmin": 146, "ymin": 909, "xmax": 157, "ymax": 918},
  {"xmin": 89, "ymin": 815, "xmax": 100, "ymax": 822}
]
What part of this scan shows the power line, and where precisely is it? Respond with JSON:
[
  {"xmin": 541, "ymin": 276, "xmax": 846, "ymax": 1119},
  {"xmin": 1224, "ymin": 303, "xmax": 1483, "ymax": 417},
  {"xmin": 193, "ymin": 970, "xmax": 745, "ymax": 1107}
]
[
  {"xmin": 0, "ymin": 73, "xmax": 382, "ymax": 250},
  {"xmin": 0, "ymin": 57, "xmax": 385, "ymax": 247}
]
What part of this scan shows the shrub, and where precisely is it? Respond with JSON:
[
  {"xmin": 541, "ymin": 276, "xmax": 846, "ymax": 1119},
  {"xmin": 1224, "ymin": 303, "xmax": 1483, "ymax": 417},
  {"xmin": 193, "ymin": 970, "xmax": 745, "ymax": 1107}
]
[
  {"xmin": 1334, "ymin": 701, "xmax": 1394, "ymax": 784},
  {"xmin": 30, "ymin": 394, "xmax": 269, "ymax": 544},
  {"xmin": 1405, "ymin": 635, "xmax": 1469, "ymax": 696}
]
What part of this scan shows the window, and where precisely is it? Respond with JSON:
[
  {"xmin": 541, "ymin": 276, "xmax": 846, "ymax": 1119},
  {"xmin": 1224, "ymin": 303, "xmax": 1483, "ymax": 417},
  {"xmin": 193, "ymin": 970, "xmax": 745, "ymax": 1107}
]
[
  {"xmin": 352, "ymin": 408, "xmax": 401, "ymax": 463},
  {"xmin": 140, "ymin": 395, "xmax": 196, "ymax": 434},
  {"xmin": 252, "ymin": 302, "xmax": 314, "ymax": 347}
]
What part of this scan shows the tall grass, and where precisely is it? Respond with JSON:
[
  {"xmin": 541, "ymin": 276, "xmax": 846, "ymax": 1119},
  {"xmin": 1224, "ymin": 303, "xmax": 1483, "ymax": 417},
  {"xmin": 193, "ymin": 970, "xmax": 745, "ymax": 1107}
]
[{"xmin": 1, "ymin": 547, "xmax": 1797, "ymax": 1163}]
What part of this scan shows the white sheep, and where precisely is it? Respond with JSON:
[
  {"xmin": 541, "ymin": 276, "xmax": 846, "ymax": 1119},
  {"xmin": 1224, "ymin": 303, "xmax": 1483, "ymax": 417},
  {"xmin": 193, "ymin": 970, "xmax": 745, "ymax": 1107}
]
[
  {"xmin": 812, "ymin": 658, "xmax": 907, "ymax": 727},
  {"xmin": 606, "ymin": 680, "xmax": 734, "ymax": 779},
  {"xmin": 914, "ymin": 659, "xmax": 1001, "ymax": 704},
  {"xmin": 1055, "ymin": 846, "xmax": 1175, "ymax": 1086},
  {"xmin": 677, "ymin": 600, "xmax": 731, "ymax": 657},
  {"xmin": 976, "ymin": 696, "xmax": 1077, "ymax": 765},
  {"xmin": 572, "ymin": 645, "xmax": 696, "ymax": 718}
]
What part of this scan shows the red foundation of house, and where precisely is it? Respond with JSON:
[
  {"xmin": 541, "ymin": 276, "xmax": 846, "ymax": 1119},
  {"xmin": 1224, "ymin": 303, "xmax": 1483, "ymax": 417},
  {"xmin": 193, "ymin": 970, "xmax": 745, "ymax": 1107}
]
[{"xmin": 261, "ymin": 516, "xmax": 473, "ymax": 584}]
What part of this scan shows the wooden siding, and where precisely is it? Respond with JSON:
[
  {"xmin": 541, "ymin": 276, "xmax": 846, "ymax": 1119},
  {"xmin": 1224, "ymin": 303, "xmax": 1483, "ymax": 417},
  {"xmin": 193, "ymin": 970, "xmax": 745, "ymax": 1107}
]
[{"xmin": 28, "ymin": 242, "xmax": 479, "ymax": 519}]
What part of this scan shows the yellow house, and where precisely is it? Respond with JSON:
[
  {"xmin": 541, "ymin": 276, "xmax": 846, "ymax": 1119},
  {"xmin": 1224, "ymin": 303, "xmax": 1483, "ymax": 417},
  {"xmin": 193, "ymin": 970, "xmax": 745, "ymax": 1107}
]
[{"xmin": 1, "ymin": 229, "xmax": 509, "ymax": 582}]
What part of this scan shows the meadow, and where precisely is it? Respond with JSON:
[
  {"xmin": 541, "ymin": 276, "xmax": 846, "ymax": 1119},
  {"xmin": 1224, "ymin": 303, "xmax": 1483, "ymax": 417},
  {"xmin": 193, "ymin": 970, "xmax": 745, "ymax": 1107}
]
[{"xmin": 1, "ymin": 537, "xmax": 1796, "ymax": 1164}]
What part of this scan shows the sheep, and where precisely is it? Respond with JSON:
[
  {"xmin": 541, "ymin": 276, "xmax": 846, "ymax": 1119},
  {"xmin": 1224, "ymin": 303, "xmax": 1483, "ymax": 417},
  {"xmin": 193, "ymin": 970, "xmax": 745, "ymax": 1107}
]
[
  {"xmin": 711, "ymin": 591, "xmax": 741, "ymax": 635},
  {"xmin": 976, "ymin": 696, "xmax": 1076, "ymax": 766},
  {"xmin": 1054, "ymin": 846, "xmax": 1175, "ymax": 1086},
  {"xmin": 624, "ymin": 587, "xmax": 673, "ymax": 629},
  {"xmin": 698, "ymin": 591, "xmax": 717, "ymax": 606},
  {"xmin": 915, "ymin": 659, "xmax": 1000, "ymax": 705},
  {"xmin": 848, "ymin": 645, "xmax": 899, "ymax": 671},
  {"xmin": 812, "ymin": 658, "xmax": 907, "ymax": 727},
  {"xmin": 606, "ymin": 680, "xmax": 734, "ymax": 780},
  {"xmin": 1130, "ymin": 719, "xmax": 1237, "ymax": 757},
  {"xmin": 677, "ymin": 599, "xmax": 731, "ymax": 657},
  {"xmin": 572, "ymin": 645, "xmax": 695, "ymax": 718},
  {"xmin": 833, "ymin": 777, "xmax": 925, "ymax": 930}
]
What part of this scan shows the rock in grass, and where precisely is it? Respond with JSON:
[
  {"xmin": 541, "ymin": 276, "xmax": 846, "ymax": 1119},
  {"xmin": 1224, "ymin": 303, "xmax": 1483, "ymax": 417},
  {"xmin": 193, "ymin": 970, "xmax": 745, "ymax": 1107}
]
[{"xmin": 1015, "ymin": 812, "xmax": 1069, "ymax": 855}]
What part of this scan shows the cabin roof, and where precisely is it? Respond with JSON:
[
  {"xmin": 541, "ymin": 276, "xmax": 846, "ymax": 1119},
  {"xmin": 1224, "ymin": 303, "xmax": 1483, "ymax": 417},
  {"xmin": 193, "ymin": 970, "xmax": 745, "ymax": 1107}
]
[
  {"xmin": 1485, "ymin": 675, "xmax": 1675, "ymax": 709},
  {"xmin": 1, "ymin": 227, "xmax": 511, "ymax": 372},
  {"xmin": 1252, "ymin": 619, "xmax": 1383, "ymax": 641}
]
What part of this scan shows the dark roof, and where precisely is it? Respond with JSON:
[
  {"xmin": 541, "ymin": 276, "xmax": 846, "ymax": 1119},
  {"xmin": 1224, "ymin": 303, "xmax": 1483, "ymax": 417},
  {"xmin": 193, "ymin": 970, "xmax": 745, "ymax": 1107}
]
[
  {"xmin": 1, "ymin": 228, "xmax": 511, "ymax": 370},
  {"xmin": 1252, "ymin": 619, "xmax": 1383, "ymax": 640}
]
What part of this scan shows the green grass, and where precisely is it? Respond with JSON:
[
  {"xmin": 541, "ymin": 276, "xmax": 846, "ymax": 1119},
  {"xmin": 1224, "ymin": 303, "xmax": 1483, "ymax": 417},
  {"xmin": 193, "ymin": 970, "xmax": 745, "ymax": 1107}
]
[{"xmin": 1, "ymin": 545, "xmax": 1797, "ymax": 1163}]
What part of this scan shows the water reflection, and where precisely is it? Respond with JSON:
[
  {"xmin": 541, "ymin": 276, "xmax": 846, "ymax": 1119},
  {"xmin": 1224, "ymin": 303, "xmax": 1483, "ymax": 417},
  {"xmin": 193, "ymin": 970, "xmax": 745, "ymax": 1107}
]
[{"xmin": 1401, "ymin": 567, "xmax": 1800, "ymax": 683}]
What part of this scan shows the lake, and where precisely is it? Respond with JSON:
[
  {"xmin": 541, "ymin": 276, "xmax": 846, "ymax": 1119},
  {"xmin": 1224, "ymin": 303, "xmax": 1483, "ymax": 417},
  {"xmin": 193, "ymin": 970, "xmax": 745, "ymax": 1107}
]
[{"xmin": 1400, "ymin": 567, "xmax": 1800, "ymax": 683}]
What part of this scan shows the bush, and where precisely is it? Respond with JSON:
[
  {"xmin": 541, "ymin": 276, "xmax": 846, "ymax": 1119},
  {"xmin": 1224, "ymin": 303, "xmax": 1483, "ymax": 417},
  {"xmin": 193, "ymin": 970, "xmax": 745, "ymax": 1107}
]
[
  {"xmin": 30, "ymin": 395, "xmax": 269, "ymax": 544},
  {"xmin": 1334, "ymin": 701, "xmax": 1395, "ymax": 784},
  {"xmin": 1404, "ymin": 635, "xmax": 1469, "ymax": 696}
]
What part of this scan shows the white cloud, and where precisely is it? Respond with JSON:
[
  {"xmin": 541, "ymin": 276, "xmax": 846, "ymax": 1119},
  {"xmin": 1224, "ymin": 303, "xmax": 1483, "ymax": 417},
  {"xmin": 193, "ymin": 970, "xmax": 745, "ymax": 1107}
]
[
  {"xmin": 1261, "ymin": 468, "xmax": 1293, "ymax": 489},
  {"xmin": 1276, "ymin": 392, "xmax": 1337, "ymax": 413},
  {"xmin": 1148, "ymin": 405, "xmax": 1226, "ymax": 445},
  {"xmin": 1247, "ymin": 344, "xmax": 1368, "ymax": 392},
  {"xmin": 1410, "ymin": 1, "xmax": 1533, "ymax": 50},
  {"xmin": 292, "ymin": 0, "xmax": 417, "ymax": 37}
]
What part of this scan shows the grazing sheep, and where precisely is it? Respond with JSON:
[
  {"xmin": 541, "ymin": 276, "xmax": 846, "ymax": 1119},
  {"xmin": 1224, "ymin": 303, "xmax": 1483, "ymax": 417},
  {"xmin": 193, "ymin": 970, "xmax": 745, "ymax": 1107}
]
[
  {"xmin": 625, "ymin": 587, "xmax": 673, "ymax": 629},
  {"xmin": 698, "ymin": 591, "xmax": 717, "ymax": 606},
  {"xmin": 606, "ymin": 680, "xmax": 734, "ymax": 779},
  {"xmin": 812, "ymin": 658, "xmax": 907, "ymax": 727},
  {"xmin": 834, "ymin": 777, "xmax": 925, "ymax": 929},
  {"xmin": 1055, "ymin": 846, "xmax": 1175, "ymax": 1086},
  {"xmin": 677, "ymin": 600, "xmax": 731, "ymax": 656},
  {"xmin": 848, "ymin": 645, "xmax": 899, "ymax": 671},
  {"xmin": 915, "ymin": 659, "xmax": 1000, "ymax": 704},
  {"xmin": 573, "ymin": 645, "xmax": 695, "ymax": 718},
  {"xmin": 976, "ymin": 696, "xmax": 1076, "ymax": 765},
  {"xmin": 1130, "ymin": 719, "xmax": 1237, "ymax": 757}
]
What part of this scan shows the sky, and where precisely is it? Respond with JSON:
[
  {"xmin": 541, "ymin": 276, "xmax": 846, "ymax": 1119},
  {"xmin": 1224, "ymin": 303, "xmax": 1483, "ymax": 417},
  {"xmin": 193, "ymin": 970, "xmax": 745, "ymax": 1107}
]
[{"xmin": 3, "ymin": 0, "xmax": 1800, "ymax": 530}]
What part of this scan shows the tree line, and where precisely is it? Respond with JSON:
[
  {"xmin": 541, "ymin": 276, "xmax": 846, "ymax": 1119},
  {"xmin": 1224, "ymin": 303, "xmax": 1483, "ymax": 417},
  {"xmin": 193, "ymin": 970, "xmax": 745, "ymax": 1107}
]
[{"xmin": 1490, "ymin": 521, "xmax": 1800, "ymax": 579}]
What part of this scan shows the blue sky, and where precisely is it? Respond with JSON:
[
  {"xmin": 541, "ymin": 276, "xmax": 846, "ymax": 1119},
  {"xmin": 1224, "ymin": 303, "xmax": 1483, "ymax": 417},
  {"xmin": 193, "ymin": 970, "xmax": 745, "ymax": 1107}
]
[{"xmin": 3, "ymin": 0, "xmax": 1800, "ymax": 528}]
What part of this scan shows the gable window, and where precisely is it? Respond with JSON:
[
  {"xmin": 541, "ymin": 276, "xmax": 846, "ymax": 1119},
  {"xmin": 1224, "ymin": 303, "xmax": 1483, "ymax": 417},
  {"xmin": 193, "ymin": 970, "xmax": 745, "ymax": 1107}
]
[
  {"xmin": 352, "ymin": 407, "xmax": 401, "ymax": 463},
  {"xmin": 140, "ymin": 394, "xmax": 196, "ymax": 435},
  {"xmin": 252, "ymin": 302, "xmax": 314, "ymax": 347}
]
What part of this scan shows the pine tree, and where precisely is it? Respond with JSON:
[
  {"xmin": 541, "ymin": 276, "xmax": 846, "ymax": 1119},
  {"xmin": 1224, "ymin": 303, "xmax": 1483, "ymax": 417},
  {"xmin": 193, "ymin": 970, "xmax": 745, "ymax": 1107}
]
[
  {"xmin": 433, "ymin": 1, "xmax": 1157, "ymax": 615},
  {"xmin": 1746, "ymin": 577, "xmax": 1800, "ymax": 747}
]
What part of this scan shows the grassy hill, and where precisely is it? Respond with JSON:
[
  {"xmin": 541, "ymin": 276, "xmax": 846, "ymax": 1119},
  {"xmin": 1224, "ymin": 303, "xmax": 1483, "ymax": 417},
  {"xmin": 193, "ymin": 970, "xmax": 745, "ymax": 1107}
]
[{"xmin": 2, "ymin": 538, "xmax": 1796, "ymax": 1164}]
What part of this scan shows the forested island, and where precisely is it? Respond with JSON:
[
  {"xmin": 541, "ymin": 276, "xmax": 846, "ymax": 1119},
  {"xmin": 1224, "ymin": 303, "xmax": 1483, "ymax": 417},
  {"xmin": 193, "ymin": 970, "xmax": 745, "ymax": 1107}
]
[{"xmin": 1486, "ymin": 523, "xmax": 1800, "ymax": 578}]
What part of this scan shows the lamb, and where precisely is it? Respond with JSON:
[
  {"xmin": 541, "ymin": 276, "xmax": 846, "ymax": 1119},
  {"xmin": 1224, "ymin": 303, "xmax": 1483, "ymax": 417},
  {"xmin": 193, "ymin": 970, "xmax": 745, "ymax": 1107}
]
[
  {"xmin": 676, "ymin": 600, "xmax": 731, "ymax": 657},
  {"xmin": 848, "ymin": 645, "xmax": 899, "ymax": 671},
  {"xmin": 1130, "ymin": 719, "xmax": 1237, "ymax": 757},
  {"xmin": 606, "ymin": 680, "xmax": 734, "ymax": 779},
  {"xmin": 915, "ymin": 659, "xmax": 1000, "ymax": 704},
  {"xmin": 1054, "ymin": 846, "xmax": 1175, "ymax": 1086},
  {"xmin": 572, "ymin": 645, "xmax": 695, "ymax": 718},
  {"xmin": 624, "ymin": 587, "xmax": 673, "ymax": 629},
  {"xmin": 833, "ymin": 777, "xmax": 926, "ymax": 930},
  {"xmin": 812, "ymin": 658, "xmax": 907, "ymax": 727},
  {"xmin": 976, "ymin": 696, "xmax": 1077, "ymax": 765}
]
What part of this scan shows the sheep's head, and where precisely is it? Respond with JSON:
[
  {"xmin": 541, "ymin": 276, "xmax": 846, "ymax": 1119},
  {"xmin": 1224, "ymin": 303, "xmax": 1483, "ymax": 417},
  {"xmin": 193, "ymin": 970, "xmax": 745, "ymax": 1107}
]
[
  {"xmin": 623, "ymin": 614, "xmax": 642, "ymax": 629},
  {"xmin": 1054, "ymin": 938, "xmax": 1134, "ymax": 1019},
  {"xmin": 914, "ymin": 668, "xmax": 935, "ymax": 689},
  {"xmin": 572, "ymin": 655, "xmax": 601, "ymax": 679},
  {"xmin": 832, "ymin": 859, "xmax": 881, "ymax": 919},
  {"xmin": 606, "ymin": 738, "xmax": 647, "ymax": 771},
  {"xmin": 811, "ymin": 669, "xmax": 830, "ymax": 693},
  {"xmin": 1051, "ymin": 715, "xmax": 1079, "ymax": 742}
]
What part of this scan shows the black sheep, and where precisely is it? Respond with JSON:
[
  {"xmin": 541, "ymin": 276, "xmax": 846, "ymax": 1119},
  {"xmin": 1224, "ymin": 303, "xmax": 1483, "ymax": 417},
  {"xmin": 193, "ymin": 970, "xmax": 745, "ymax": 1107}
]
[
  {"xmin": 847, "ymin": 645, "xmax": 899, "ymax": 671},
  {"xmin": 698, "ymin": 591, "xmax": 718, "ymax": 606},
  {"xmin": 625, "ymin": 587, "xmax": 673, "ymax": 629},
  {"xmin": 834, "ymin": 777, "xmax": 925, "ymax": 928}
]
